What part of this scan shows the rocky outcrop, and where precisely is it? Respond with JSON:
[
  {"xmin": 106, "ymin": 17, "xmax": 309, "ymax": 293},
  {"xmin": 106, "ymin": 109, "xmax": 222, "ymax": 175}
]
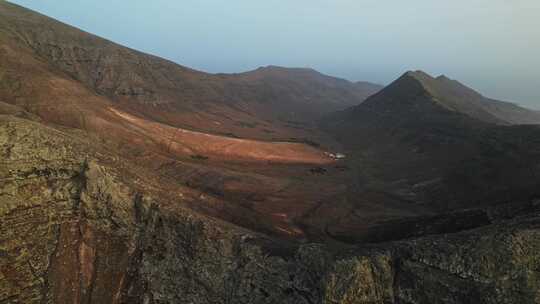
[
  {"xmin": 0, "ymin": 115, "xmax": 326, "ymax": 303},
  {"xmin": 330, "ymin": 215, "xmax": 540, "ymax": 303},
  {"xmin": 2, "ymin": 114, "xmax": 540, "ymax": 303}
]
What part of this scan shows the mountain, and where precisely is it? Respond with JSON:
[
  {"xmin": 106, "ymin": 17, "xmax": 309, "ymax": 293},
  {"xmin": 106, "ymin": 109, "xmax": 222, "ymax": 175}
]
[
  {"xmin": 2, "ymin": 2, "xmax": 540, "ymax": 303},
  {"xmin": 231, "ymin": 65, "xmax": 383, "ymax": 116},
  {"xmin": 0, "ymin": 1, "xmax": 381, "ymax": 142},
  {"xmin": 0, "ymin": 0, "xmax": 355, "ymax": 239},
  {"xmin": 385, "ymin": 71, "xmax": 540, "ymax": 125},
  {"xmin": 321, "ymin": 70, "xmax": 540, "ymax": 242}
]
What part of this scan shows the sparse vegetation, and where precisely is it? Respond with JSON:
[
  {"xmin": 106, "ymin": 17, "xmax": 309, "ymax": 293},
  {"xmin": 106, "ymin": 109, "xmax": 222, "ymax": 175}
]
[
  {"xmin": 235, "ymin": 121, "xmax": 259, "ymax": 128},
  {"xmin": 310, "ymin": 167, "xmax": 327, "ymax": 174},
  {"xmin": 190, "ymin": 154, "xmax": 209, "ymax": 160}
]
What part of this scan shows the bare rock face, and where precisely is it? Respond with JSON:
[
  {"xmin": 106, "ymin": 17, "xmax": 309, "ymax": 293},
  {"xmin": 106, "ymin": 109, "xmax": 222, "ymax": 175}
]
[
  {"xmin": 0, "ymin": 115, "xmax": 330, "ymax": 303},
  {"xmin": 0, "ymin": 115, "xmax": 128, "ymax": 303},
  {"xmin": 2, "ymin": 114, "xmax": 540, "ymax": 303},
  {"xmin": 325, "ymin": 217, "xmax": 540, "ymax": 304}
]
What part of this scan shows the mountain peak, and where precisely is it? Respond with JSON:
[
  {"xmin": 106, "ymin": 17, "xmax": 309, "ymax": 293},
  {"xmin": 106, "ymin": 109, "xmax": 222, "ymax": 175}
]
[
  {"xmin": 393, "ymin": 70, "xmax": 439, "ymax": 95},
  {"xmin": 357, "ymin": 70, "xmax": 540, "ymax": 125},
  {"xmin": 436, "ymin": 74, "xmax": 451, "ymax": 81},
  {"xmin": 255, "ymin": 65, "xmax": 318, "ymax": 74},
  {"xmin": 391, "ymin": 70, "xmax": 486, "ymax": 104},
  {"xmin": 364, "ymin": 70, "xmax": 437, "ymax": 104},
  {"xmin": 403, "ymin": 70, "xmax": 433, "ymax": 79}
]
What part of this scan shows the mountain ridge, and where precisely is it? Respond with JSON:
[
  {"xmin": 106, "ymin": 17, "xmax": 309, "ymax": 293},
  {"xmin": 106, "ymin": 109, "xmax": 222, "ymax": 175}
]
[
  {"xmin": 0, "ymin": 1, "xmax": 381, "ymax": 125},
  {"xmin": 362, "ymin": 70, "xmax": 540, "ymax": 125},
  {"xmin": 322, "ymin": 70, "xmax": 540, "ymax": 223}
]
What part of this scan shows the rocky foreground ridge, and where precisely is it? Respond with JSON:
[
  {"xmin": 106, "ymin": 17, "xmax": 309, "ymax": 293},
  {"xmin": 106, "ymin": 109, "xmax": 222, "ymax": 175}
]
[{"xmin": 2, "ymin": 114, "xmax": 540, "ymax": 304}]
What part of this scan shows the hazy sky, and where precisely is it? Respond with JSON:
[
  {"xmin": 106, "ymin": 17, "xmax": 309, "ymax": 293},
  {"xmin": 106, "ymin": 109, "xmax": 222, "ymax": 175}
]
[{"xmin": 8, "ymin": 0, "xmax": 540, "ymax": 108}]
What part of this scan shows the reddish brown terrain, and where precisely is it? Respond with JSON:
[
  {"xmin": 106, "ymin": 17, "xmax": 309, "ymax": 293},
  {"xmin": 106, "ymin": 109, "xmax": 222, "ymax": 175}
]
[
  {"xmin": 3, "ymin": 2, "xmax": 540, "ymax": 304},
  {"xmin": 2, "ymin": 0, "xmax": 540, "ymax": 242},
  {"xmin": 107, "ymin": 107, "xmax": 335, "ymax": 164},
  {"xmin": 0, "ymin": 1, "xmax": 380, "ymax": 240}
]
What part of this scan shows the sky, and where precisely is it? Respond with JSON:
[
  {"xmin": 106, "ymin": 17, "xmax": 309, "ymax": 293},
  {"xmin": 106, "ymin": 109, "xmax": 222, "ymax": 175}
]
[{"xmin": 8, "ymin": 0, "xmax": 540, "ymax": 108}]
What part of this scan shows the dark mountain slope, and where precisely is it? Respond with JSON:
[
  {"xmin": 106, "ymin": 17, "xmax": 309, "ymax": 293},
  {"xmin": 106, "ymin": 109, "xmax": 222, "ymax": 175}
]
[
  {"xmin": 321, "ymin": 71, "xmax": 540, "ymax": 242},
  {"xmin": 433, "ymin": 74, "xmax": 540, "ymax": 125}
]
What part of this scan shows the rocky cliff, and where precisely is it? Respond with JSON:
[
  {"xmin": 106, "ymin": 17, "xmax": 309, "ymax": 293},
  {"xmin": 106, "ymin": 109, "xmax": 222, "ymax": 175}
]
[{"xmin": 2, "ymin": 114, "xmax": 540, "ymax": 303}]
